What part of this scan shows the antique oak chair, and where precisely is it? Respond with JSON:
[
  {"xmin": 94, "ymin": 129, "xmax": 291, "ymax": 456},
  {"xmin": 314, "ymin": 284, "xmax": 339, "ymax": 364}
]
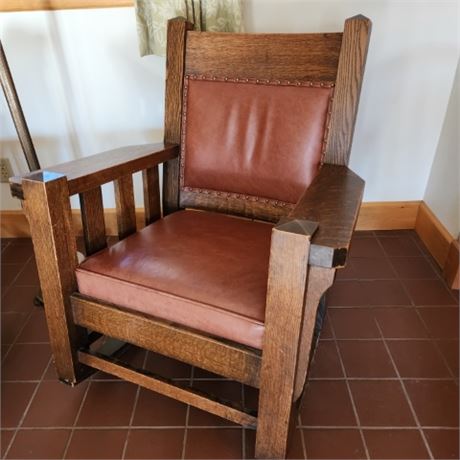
[{"xmin": 10, "ymin": 15, "xmax": 371, "ymax": 458}]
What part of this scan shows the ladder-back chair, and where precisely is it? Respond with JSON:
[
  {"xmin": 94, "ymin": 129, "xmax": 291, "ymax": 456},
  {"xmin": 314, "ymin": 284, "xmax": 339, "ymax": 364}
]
[{"xmin": 10, "ymin": 15, "xmax": 371, "ymax": 458}]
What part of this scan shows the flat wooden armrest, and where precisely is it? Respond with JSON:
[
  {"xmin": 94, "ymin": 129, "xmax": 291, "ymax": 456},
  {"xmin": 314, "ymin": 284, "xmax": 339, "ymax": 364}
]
[
  {"xmin": 10, "ymin": 143, "xmax": 179, "ymax": 199},
  {"xmin": 288, "ymin": 164, "xmax": 365, "ymax": 268}
]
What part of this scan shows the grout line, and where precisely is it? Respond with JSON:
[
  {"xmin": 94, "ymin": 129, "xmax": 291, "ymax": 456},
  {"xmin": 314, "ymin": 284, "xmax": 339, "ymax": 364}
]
[
  {"xmin": 377, "ymin": 233, "xmax": 459, "ymax": 386},
  {"xmin": 413, "ymin": 309, "xmax": 458, "ymax": 384},
  {"xmin": 2, "ymin": 424, "xmax": 457, "ymax": 431},
  {"xmin": 2, "ymin": 354, "xmax": 53, "ymax": 459},
  {"xmin": 121, "ymin": 348, "xmax": 149, "ymax": 460},
  {"xmin": 181, "ymin": 365, "xmax": 193, "ymax": 460},
  {"xmin": 298, "ymin": 413, "xmax": 308, "ymax": 460},
  {"xmin": 374, "ymin": 320, "xmax": 435, "ymax": 460},
  {"xmin": 61, "ymin": 376, "xmax": 93, "ymax": 459},
  {"xmin": 327, "ymin": 311, "xmax": 371, "ymax": 460}
]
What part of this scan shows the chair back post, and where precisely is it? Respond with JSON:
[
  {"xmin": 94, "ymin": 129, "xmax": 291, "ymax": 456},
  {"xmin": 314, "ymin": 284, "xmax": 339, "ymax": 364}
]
[
  {"xmin": 325, "ymin": 15, "xmax": 372, "ymax": 165},
  {"xmin": 22, "ymin": 172, "xmax": 90, "ymax": 384},
  {"xmin": 163, "ymin": 17, "xmax": 193, "ymax": 215}
]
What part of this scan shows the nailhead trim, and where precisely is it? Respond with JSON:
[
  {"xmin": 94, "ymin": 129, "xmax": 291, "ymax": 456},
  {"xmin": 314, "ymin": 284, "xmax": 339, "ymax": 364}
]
[{"xmin": 180, "ymin": 74, "xmax": 335, "ymax": 206}]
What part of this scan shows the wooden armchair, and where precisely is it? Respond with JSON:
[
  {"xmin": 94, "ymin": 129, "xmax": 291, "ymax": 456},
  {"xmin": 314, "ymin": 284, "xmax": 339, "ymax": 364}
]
[{"xmin": 10, "ymin": 15, "xmax": 371, "ymax": 459}]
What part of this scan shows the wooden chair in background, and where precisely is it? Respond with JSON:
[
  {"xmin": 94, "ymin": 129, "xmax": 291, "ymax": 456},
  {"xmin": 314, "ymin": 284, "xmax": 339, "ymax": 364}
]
[{"xmin": 10, "ymin": 15, "xmax": 371, "ymax": 458}]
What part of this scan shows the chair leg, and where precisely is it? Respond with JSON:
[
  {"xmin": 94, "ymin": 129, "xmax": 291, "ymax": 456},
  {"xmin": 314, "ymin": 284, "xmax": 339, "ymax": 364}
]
[
  {"xmin": 22, "ymin": 174, "xmax": 89, "ymax": 384},
  {"xmin": 254, "ymin": 220, "xmax": 316, "ymax": 458},
  {"xmin": 255, "ymin": 356, "xmax": 300, "ymax": 458}
]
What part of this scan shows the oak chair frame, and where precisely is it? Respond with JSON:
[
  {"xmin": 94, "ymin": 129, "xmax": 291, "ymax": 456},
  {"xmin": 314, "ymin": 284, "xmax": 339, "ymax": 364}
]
[{"xmin": 10, "ymin": 15, "xmax": 371, "ymax": 459}]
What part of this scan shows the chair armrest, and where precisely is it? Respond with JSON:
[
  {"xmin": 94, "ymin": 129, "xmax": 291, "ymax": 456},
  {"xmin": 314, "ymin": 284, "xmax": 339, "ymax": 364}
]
[
  {"xmin": 10, "ymin": 143, "xmax": 179, "ymax": 200},
  {"xmin": 289, "ymin": 164, "xmax": 365, "ymax": 268}
]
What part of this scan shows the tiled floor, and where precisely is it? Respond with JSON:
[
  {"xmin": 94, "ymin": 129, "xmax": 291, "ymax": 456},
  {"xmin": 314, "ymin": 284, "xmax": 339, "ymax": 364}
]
[{"xmin": 1, "ymin": 230, "xmax": 459, "ymax": 459}]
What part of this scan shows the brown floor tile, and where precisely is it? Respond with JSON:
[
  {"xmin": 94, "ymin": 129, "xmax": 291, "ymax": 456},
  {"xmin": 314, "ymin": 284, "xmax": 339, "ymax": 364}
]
[
  {"xmin": 132, "ymin": 388, "xmax": 187, "ymax": 426},
  {"xmin": 389, "ymin": 257, "xmax": 438, "ymax": 279},
  {"xmin": 16, "ymin": 310, "xmax": 49, "ymax": 343},
  {"xmin": 327, "ymin": 280, "xmax": 410, "ymax": 306},
  {"xmin": 364, "ymin": 429, "xmax": 429, "ymax": 459},
  {"xmin": 65, "ymin": 429, "xmax": 128, "ymax": 459},
  {"xmin": 1, "ymin": 382, "xmax": 37, "ymax": 427},
  {"xmin": 387, "ymin": 340, "xmax": 451, "ymax": 378},
  {"xmin": 405, "ymin": 380, "xmax": 459, "ymax": 427},
  {"xmin": 1, "ymin": 343, "xmax": 51, "ymax": 381},
  {"xmin": 424, "ymin": 429, "xmax": 460, "ymax": 459},
  {"xmin": 23, "ymin": 380, "xmax": 89, "ymax": 427},
  {"xmin": 1, "ymin": 264, "xmax": 23, "ymax": 289},
  {"xmin": 338, "ymin": 340, "xmax": 396, "ymax": 377},
  {"xmin": 329, "ymin": 308, "xmax": 381, "ymax": 338},
  {"xmin": 145, "ymin": 351, "xmax": 192, "ymax": 379},
  {"xmin": 301, "ymin": 381, "xmax": 356, "ymax": 426},
  {"xmin": 1, "ymin": 312, "xmax": 28, "ymax": 344},
  {"xmin": 245, "ymin": 426, "xmax": 305, "ymax": 459},
  {"xmin": 188, "ymin": 380, "xmax": 242, "ymax": 426},
  {"xmin": 404, "ymin": 280, "xmax": 457, "ymax": 305},
  {"xmin": 378, "ymin": 236, "xmax": 424, "ymax": 257},
  {"xmin": 349, "ymin": 238, "xmax": 385, "ymax": 258},
  {"xmin": 336, "ymin": 257, "xmax": 395, "ymax": 280},
  {"xmin": 349, "ymin": 381, "xmax": 415, "ymax": 426},
  {"xmin": 303, "ymin": 429, "xmax": 366, "ymax": 459},
  {"xmin": 76, "ymin": 381, "xmax": 137, "ymax": 426},
  {"xmin": 12, "ymin": 258, "xmax": 39, "ymax": 287},
  {"xmin": 5, "ymin": 429, "xmax": 70, "ymax": 459},
  {"xmin": 1, "ymin": 286, "xmax": 38, "ymax": 314},
  {"xmin": 124, "ymin": 428, "xmax": 184, "ymax": 459},
  {"xmin": 417, "ymin": 307, "xmax": 459, "ymax": 339},
  {"xmin": 309, "ymin": 340, "xmax": 343, "ymax": 379},
  {"xmin": 374, "ymin": 307, "xmax": 430, "ymax": 338},
  {"xmin": 1, "ymin": 243, "xmax": 33, "ymax": 265},
  {"xmin": 1, "ymin": 430, "xmax": 14, "ymax": 457},
  {"xmin": 436, "ymin": 340, "xmax": 459, "ymax": 377},
  {"xmin": 185, "ymin": 428, "xmax": 242, "ymax": 459}
]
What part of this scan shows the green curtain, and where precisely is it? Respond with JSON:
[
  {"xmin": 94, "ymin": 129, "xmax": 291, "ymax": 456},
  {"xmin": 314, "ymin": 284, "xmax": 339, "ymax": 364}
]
[{"xmin": 134, "ymin": 0, "xmax": 244, "ymax": 57}]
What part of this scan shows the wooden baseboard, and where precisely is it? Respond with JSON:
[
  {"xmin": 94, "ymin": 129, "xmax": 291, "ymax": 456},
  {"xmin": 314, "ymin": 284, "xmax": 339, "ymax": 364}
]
[
  {"xmin": 415, "ymin": 201, "xmax": 459, "ymax": 290},
  {"xmin": 415, "ymin": 202, "xmax": 453, "ymax": 268},
  {"xmin": 443, "ymin": 239, "xmax": 459, "ymax": 290},
  {"xmin": 1, "ymin": 201, "xmax": 421, "ymax": 238},
  {"xmin": 356, "ymin": 201, "xmax": 420, "ymax": 231}
]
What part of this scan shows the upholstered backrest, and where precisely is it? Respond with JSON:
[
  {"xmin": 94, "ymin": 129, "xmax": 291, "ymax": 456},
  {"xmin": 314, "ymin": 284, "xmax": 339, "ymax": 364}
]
[
  {"xmin": 163, "ymin": 17, "xmax": 371, "ymax": 221},
  {"xmin": 180, "ymin": 76, "xmax": 334, "ymax": 205}
]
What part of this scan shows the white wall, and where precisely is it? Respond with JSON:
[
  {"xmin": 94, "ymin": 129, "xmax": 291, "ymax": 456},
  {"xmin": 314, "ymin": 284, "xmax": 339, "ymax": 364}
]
[
  {"xmin": 1, "ymin": 1, "xmax": 459, "ymax": 211},
  {"xmin": 424, "ymin": 60, "xmax": 459, "ymax": 238}
]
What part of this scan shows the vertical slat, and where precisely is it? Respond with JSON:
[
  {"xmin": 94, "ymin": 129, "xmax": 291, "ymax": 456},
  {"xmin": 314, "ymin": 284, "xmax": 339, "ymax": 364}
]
[
  {"xmin": 114, "ymin": 174, "xmax": 136, "ymax": 239},
  {"xmin": 142, "ymin": 166, "xmax": 161, "ymax": 225},
  {"xmin": 22, "ymin": 171, "xmax": 88, "ymax": 384},
  {"xmin": 79, "ymin": 186, "xmax": 107, "ymax": 255},
  {"xmin": 325, "ymin": 15, "xmax": 372, "ymax": 165},
  {"xmin": 255, "ymin": 219, "xmax": 317, "ymax": 459},
  {"xmin": 163, "ymin": 17, "xmax": 193, "ymax": 215}
]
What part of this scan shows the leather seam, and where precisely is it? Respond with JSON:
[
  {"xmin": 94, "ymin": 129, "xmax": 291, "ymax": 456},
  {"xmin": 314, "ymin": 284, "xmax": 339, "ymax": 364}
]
[{"xmin": 179, "ymin": 74, "xmax": 335, "ymax": 205}]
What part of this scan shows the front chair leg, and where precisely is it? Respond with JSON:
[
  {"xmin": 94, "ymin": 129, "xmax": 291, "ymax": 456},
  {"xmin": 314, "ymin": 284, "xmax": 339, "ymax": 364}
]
[{"xmin": 255, "ymin": 220, "xmax": 316, "ymax": 459}]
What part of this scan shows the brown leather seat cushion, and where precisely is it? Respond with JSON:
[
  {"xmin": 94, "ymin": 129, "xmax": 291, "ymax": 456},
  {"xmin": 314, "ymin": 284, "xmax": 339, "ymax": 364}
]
[{"xmin": 76, "ymin": 210, "xmax": 273, "ymax": 349}]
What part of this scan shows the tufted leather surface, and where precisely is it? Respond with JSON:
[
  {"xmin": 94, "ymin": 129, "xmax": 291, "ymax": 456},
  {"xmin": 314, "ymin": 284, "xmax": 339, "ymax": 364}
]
[
  {"xmin": 181, "ymin": 77, "xmax": 333, "ymax": 204},
  {"xmin": 76, "ymin": 210, "xmax": 273, "ymax": 349}
]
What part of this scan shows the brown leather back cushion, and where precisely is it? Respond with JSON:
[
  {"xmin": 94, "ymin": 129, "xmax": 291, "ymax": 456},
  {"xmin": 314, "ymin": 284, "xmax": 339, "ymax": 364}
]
[{"xmin": 181, "ymin": 76, "xmax": 334, "ymax": 204}]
